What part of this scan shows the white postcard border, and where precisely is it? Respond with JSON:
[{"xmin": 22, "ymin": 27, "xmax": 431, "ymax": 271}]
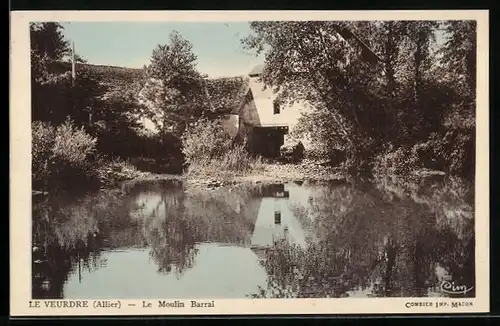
[{"xmin": 10, "ymin": 10, "xmax": 490, "ymax": 316}]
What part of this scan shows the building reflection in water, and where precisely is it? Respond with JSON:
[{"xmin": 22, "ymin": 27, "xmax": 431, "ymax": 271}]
[{"xmin": 250, "ymin": 184, "xmax": 307, "ymax": 266}]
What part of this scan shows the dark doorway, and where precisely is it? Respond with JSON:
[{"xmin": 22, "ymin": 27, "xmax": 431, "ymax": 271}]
[{"xmin": 249, "ymin": 126, "xmax": 288, "ymax": 158}]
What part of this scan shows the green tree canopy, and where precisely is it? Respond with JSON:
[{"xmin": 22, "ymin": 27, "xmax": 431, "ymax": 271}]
[
  {"xmin": 139, "ymin": 31, "xmax": 210, "ymax": 137},
  {"xmin": 241, "ymin": 20, "xmax": 475, "ymax": 177}
]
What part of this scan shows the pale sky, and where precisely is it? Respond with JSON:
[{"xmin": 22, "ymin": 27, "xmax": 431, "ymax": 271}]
[
  {"xmin": 59, "ymin": 22, "xmax": 265, "ymax": 78},
  {"xmin": 59, "ymin": 22, "xmax": 447, "ymax": 78}
]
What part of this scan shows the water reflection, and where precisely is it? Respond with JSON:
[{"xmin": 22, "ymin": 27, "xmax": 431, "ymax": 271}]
[{"xmin": 32, "ymin": 176, "xmax": 474, "ymax": 299}]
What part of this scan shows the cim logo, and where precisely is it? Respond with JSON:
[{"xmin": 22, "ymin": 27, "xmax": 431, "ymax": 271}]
[{"xmin": 440, "ymin": 280, "xmax": 474, "ymax": 296}]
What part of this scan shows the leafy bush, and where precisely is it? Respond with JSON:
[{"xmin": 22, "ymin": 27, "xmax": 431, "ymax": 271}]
[
  {"xmin": 373, "ymin": 129, "xmax": 475, "ymax": 179},
  {"xmin": 32, "ymin": 121, "xmax": 56, "ymax": 186},
  {"xmin": 32, "ymin": 118, "xmax": 98, "ymax": 190},
  {"xmin": 221, "ymin": 143, "xmax": 264, "ymax": 172},
  {"xmin": 373, "ymin": 146, "xmax": 416, "ymax": 175},
  {"xmin": 52, "ymin": 119, "xmax": 97, "ymax": 166},
  {"xmin": 181, "ymin": 119, "xmax": 233, "ymax": 166},
  {"xmin": 410, "ymin": 133, "xmax": 447, "ymax": 171},
  {"xmin": 441, "ymin": 130, "xmax": 475, "ymax": 178},
  {"xmin": 181, "ymin": 119, "xmax": 263, "ymax": 176},
  {"xmin": 279, "ymin": 140, "xmax": 305, "ymax": 163}
]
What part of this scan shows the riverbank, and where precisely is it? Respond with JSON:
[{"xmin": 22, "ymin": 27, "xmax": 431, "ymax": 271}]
[
  {"xmin": 33, "ymin": 158, "xmax": 452, "ymax": 196},
  {"xmin": 83, "ymin": 159, "xmax": 345, "ymax": 190},
  {"xmin": 109, "ymin": 159, "xmax": 347, "ymax": 191},
  {"xmin": 100, "ymin": 158, "xmax": 451, "ymax": 188},
  {"xmin": 185, "ymin": 160, "xmax": 346, "ymax": 187}
]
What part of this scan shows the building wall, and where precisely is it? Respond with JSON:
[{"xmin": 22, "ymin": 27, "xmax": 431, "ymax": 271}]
[
  {"xmin": 239, "ymin": 77, "xmax": 314, "ymax": 149},
  {"xmin": 242, "ymin": 77, "xmax": 307, "ymax": 127}
]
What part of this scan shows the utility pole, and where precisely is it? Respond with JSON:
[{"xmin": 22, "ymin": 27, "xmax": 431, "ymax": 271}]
[
  {"xmin": 71, "ymin": 41, "xmax": 76, "ymax": 84},
  {"xmin": 72, "ymin": 41, "xmax": 92, "ymax": 126}
]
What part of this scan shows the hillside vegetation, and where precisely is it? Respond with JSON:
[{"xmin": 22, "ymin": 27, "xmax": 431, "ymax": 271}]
[{"xmin": 48, "ymin": 61, "xmax": 144, "ymax": 94}]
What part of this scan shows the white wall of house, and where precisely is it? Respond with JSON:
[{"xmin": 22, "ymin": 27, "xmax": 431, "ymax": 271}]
[
  {"xmin": 244, "ymin": 77, "xmax": 308, "ymax": 127},
  {"xmin": 239, "ymin": 77, "xmax": 313, "ymax": 149}
]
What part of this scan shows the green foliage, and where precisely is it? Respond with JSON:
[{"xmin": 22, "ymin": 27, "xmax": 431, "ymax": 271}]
[
  {"xmin": 31, "ymin": 23, "xmax": 72, "ymax": 123},
  {"xmin": 52, "ymin": 118, "xmax": 98, "ymax": 165},
  {"xmin": 280, "ymin": 140, "xmax": 305, "ymax": 163},
  {"xmin": 30, "ymin": 22, "xmax": 152, "ymax": 166},
  {"xmin": 83, "ymin": 64, "xmax": 144, "ymax": 91},
  {"xmin": 139, "ymin": 31, "xmax": 209, "ymax": 137},
  {"xmin": 242, "ymin": 20, "xmax": 476, "ymax": 179},
  {"xmin": 181, "ymin": 119, "xmax": 232, "ymax": 165},
  {"xmin": 30, "ymin": 23, "xmax": 108, "ymax": 127},
  {"xmin": 32, "ymin": 119, "xmax": 98, "ymax": 190},
  {"xmin": 373, "ymin": 146, "xmax": 417, "ymax": 175},
  {"xmin": 440, "ymin": 20, "xmax": 476, "ymax": 97},
  {"xmin": 30, "ymin": 20, "xmax": 477, "ymax": 189},
  {"xmin": 181, "ymin": 119, "xmax": 263, "ymax": 176},
  {"xmin": 32, "ymin": 121, "xmax": 56, "ymax": 185},
  {"xmin": 440, "ymin": 130, "xmax": 475, "ymax": 177},
  {"xmin": 30, "ymin": 22, "xmax": 70, "ymax": 61},
  {"xmin": 221, "ymin": 144, "xmax": 264, "ymax": 173},
  {"xmin": 138, "ymin": 31, "xmax": 250, "ymax": 142},
  {"xmin": 373, "ymin": 130, "xmax": 474, "ymax": 178}
]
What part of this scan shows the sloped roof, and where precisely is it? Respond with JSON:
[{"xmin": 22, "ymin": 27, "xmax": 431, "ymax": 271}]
[{"xmin": 204, "ymin": 76, "xmax": 251, "ymax": 114}]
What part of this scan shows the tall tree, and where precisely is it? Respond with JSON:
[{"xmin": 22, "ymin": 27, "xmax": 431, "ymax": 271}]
[
  {"xmin": 30, "ymin": 22, "xmax": 72, "ymax": 122},
  {"xmin": 138, "ymin": 31, "xmax": 208, "ymax": 138},
  {"xmin": 438, "ymin": 20, "xmax": 476, "ymax": 131},
  {"xmin": 30, "ymin": 22, "xmax": 70, "ymax": 61},
  {"xmin": 243, "ymin": 21, "xmax": 475, "ymax": 174},
  {"xmin": 441, "ymin": 20, "xmax": 476, "ymax": 98}
]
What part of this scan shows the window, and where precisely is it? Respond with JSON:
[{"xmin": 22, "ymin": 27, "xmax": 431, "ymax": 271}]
[
  {"xmin": 274, "ymin": 211, "xmax": 281, "ymax": 225},
  {"xmin": 273, "ymin": 100, "xmax": 280, "ymax": 115}
]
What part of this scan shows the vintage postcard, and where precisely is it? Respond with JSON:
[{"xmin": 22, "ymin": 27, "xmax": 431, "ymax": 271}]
[{"xmin": 10, "ymin": 10, "xmax": 489, "ymax": 316}]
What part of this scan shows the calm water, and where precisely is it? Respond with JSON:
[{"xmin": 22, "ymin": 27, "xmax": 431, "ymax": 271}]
[{"xmin": 32, "ymin": 175, "xmax": 475, "ymax": 299}]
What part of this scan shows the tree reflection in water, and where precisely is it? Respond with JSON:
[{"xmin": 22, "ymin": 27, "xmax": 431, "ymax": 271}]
[
  {"xmin": 142, "ymin": 183, "xmax": 262, "ymax": 277},
  {"xmin": 251, "ymin": 175, "xmax": 475, "ymax": 299},
  {"xmin": 141, "ymin": 185, "xmax": 199, "ymax": 278},
  {"xmin": 32, "ymin": 191, "xmax": 115, "ymax": 299},
  {"xmin": 32, "ymin": 179, "xmax": 264, "ymax": 298},
  {"xmin": 32, "ymin": 176, "xmax": 474, "ymax": 299}
]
